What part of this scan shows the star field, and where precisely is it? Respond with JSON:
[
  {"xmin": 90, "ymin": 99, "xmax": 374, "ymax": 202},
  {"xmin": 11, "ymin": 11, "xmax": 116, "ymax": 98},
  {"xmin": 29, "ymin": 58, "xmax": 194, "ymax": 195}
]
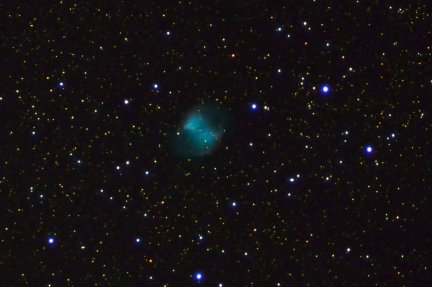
[{"xmin": 0, "ymin": 1, "xmax": 431, "ymax": 286}]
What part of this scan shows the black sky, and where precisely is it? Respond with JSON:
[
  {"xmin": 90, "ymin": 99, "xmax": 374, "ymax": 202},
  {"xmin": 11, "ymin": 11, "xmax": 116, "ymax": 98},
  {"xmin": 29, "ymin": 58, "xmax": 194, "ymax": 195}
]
[{"xmin": 0, "ymin": 1, "xmax": 431, "ymax": 286}]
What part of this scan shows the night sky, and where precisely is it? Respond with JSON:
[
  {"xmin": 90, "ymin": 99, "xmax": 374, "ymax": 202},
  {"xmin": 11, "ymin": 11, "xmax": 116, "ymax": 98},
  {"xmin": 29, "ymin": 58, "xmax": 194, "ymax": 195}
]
[{"xmin": 0, "ymin": 1, "xmax": 431, "ymax": 286}]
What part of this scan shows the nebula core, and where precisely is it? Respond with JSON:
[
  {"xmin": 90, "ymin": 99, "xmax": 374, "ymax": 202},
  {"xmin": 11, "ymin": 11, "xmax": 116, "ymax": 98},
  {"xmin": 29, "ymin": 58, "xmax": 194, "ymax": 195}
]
[{"xmin": 173, "ymin": 105, "xmax": 227, "ymax": 157}]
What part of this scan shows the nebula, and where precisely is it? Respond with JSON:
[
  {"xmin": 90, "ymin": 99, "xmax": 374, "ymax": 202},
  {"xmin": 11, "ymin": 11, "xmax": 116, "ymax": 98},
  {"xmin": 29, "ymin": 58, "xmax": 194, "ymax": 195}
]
[
  {"xmin": 184, "ymin": 114, "xmax": 219, "ymax": 150},
  {"xmin": 173, "ymin": 105, "xmax": 228, "ymax": 157}
]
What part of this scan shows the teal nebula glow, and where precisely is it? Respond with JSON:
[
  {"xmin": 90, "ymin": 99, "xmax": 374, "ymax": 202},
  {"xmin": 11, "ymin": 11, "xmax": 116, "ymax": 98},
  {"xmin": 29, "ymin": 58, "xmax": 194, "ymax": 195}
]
[
  {"xmin": 183, "ymin": 114, "xmax": 219, "ymax": 152},
  {"xmin": 172, "ymin": 106, "xmax": 228, "ymax": 157}
]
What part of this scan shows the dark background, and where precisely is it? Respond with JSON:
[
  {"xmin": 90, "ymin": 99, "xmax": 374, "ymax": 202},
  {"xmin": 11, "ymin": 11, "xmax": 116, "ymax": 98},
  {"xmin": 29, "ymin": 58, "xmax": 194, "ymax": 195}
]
[{"xmin": 0, "ymin": 1, "xmax": 431, "ymax": 286}]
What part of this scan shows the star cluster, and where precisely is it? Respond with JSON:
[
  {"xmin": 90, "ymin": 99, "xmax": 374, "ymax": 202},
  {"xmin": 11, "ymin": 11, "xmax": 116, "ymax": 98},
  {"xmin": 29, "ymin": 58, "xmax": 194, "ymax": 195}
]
[{"xmin": 0, "ymin": 1, "xmax": 430, "ymax": 286}]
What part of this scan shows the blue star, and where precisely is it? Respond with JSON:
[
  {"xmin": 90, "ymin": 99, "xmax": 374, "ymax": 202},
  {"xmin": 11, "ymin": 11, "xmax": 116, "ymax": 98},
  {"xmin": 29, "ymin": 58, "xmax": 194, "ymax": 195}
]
[
  {"xmin": 47, "ymin": 237, "xmax": 55, "ymax": 246},
  {"xmin": 135, "ymin": 237, "xmax": 141, "ymax": 243},
  {"xmin": 365, "ymin": 145, "xmax": 373, "ymax": 154},
  {"xmin": 321, "ymin": 85, "xmax": 330, "ymax": 94},
  {"xmin": 153, "ymin": 83, "xmax": 159, "ymax": 90},
  {"xmin": 251, "ymin": 103, "xmax": 258, "ymax": 110},
  {"xmin": 194, "ymin": 272, "xmax": 204, "ymax": 282}
]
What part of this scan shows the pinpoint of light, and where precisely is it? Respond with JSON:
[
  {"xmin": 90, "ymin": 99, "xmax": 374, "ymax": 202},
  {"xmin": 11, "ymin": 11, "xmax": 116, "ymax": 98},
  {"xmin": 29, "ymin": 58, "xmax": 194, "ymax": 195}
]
[
  {"xmin": 59, "ymin": 82, "xmax": 64, "ymax": 87},
  {"xmin": 135, "ymin": 238, "xmax": 141, "ymax": 243},
  {"xmin": 48, "ymin": 237, "xmax": 55, "ymax": 245},
  {"xmin": 251, "ymin": 103, "xmax": 257, "ymax": 110},
  {"xmin": 124, "ymin": 99, "xmax": 129, "ymax": 104},
  {"xmin": 321, "ymin": 85, "xmax": 330, "ymax": 94},
  {"xmin": 166, "ymin": 31, "xmax": 171, "ymax": 35},
  {"xmin": 194, "ymin": 272, "xmax": 203, "ymax": 282},
  {"xmin": 232, "ymin": 201, "xmax": 237, "ymax": 207},
  {"xmin": 145, "ymin": 170, "xmax": 149, "ymax": 175},
  {"xmin": 365, "ymin": 145, "xmax": 373, "ymax": 154},
  {"xmin": 153, "ymin": 83, "xmax": 159, "ymax": 89}
]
